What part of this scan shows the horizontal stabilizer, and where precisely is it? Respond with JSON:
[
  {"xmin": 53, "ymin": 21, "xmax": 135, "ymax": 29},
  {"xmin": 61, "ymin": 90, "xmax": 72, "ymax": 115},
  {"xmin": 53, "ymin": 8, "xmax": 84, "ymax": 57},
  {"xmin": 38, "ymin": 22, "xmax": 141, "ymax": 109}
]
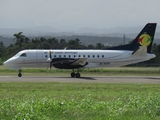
[{"xmin": 132, "ymin": 46, "xmax": 147, "ymax": 56}]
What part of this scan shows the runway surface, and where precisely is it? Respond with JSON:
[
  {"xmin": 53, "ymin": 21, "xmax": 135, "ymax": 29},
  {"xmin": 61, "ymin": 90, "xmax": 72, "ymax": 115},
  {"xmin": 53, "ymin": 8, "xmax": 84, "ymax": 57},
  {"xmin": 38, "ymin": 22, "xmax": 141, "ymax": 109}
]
[{"xmin": 0, "ymin": 76, "xmax": 160, "ymax": 84}]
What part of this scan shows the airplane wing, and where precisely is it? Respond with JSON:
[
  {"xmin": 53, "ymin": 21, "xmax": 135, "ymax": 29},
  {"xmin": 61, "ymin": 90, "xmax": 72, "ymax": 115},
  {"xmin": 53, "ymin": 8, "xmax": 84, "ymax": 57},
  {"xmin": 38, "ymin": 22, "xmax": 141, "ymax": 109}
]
[
  {"xmin": 51, "ymin": 58, "xmax": 88, "ymax": 69},
  {"xmin": 71, "ymin": 58, "xmax": 88, "ymax": 66}
]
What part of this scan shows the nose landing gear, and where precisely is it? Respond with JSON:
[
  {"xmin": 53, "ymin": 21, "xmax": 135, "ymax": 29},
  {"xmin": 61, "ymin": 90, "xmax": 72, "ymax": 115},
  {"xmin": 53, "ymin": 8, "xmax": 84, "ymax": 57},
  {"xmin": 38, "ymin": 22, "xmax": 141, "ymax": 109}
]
[{"xmin": 18, "ymin": 69, "xmax": 22, "ymax": 77}]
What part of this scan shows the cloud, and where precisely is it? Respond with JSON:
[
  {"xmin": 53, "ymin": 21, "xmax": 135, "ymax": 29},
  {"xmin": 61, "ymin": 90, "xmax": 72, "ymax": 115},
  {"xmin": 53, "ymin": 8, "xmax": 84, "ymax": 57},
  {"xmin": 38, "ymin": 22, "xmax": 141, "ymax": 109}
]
[{"xmin": 0, "ymin": 0, "xmax": 160, "ymax": 30}]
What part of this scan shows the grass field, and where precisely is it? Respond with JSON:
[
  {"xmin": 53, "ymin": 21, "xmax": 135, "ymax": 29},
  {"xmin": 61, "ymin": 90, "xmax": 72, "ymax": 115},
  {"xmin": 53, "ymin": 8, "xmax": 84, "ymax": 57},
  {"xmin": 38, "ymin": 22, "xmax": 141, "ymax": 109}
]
[
  {"xmin": 0, "ymin": 66, "xmax": 160, "ymax": 119},
  {"xmin": 1, "ymin": 66, "xmax": 160, "ymax": 76},
  {"xmin": 0, "ymin": 83, "xmax": 160, "ymax": 120}
]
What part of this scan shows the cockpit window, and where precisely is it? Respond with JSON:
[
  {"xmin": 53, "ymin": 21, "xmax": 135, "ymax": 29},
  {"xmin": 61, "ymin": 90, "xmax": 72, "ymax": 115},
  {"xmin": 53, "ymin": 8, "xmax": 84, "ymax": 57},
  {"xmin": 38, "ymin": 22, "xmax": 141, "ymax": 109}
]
[
  {"xmin": 20, "ymin": 53, "xmax": 27, "ymax": 57},
  {"xmin": 14, "ymin": 53, "xmax": 21, "ymax": 57}
]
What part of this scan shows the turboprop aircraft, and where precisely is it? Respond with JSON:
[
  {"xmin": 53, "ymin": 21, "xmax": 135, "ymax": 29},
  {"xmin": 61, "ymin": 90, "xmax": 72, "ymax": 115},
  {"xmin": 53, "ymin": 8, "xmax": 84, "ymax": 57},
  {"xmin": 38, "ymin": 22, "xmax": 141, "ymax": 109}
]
[{"xmin": 3, "ymin": 23, "xmax": 157, "ymax": 78}]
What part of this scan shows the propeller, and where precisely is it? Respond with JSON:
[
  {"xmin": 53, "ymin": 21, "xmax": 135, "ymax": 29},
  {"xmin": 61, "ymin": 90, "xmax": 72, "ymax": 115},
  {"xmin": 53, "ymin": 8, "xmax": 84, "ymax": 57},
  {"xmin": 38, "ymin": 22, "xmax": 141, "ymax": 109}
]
[{"xmin": 47, "ymin": 51, "xmax": 52, "ymax": 69}]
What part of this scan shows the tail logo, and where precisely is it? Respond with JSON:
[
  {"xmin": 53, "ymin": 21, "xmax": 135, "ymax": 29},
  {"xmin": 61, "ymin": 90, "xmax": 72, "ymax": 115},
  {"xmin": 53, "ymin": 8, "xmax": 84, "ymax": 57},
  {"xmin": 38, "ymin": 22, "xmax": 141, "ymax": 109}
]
[{"xmin": 138, "ymin": 34, "xmax": 152, "ymax": 46}]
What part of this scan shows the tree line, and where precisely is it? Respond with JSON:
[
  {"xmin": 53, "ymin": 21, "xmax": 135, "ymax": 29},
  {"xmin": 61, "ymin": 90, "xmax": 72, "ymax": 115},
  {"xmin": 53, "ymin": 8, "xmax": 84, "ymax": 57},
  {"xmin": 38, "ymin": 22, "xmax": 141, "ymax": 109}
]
[{"xmin": 0, "ymin": 32, "xmax": 160, "ymax": 65}]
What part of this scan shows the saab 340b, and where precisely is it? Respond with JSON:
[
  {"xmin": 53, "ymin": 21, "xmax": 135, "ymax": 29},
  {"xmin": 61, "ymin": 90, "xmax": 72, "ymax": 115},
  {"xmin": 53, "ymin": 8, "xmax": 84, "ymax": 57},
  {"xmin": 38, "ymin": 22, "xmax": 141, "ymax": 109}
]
[{"xmin": 4, "ymin": 23, "xmax": 157, "ymax": 78}]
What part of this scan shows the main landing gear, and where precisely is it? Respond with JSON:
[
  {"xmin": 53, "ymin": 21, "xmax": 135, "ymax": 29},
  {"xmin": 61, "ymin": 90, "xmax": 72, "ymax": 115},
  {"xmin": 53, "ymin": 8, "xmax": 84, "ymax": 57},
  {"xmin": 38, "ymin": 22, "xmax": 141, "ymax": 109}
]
[
  {"xmin": 18, "ymin": 69, "xmax": 22, "ymax": 77},
  {"xmin": 71, "ymin": 69, "xmax": 81, "ymax": 78}
]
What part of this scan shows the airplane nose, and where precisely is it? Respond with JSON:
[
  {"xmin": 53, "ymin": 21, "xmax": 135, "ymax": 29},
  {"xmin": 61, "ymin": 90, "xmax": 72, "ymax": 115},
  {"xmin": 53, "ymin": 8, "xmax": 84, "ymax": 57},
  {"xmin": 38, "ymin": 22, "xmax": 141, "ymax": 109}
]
[
  {"xmin": 3, "ymin": 60, "xmax": 9, "ymax": 66},
  {"xmin": 3, "ymin": 57, "xmax": 20, "ymax": 69},
  {"xmin": 3, "ymin": 58, "xmax": 14, "ymax": 67}
]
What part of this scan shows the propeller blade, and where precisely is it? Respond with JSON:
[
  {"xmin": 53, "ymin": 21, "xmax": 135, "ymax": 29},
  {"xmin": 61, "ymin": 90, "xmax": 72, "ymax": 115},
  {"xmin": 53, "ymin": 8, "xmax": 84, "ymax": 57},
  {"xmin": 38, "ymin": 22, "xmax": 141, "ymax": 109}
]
[
  {"xmin": 47, "ymin": 51, "xmax": 52, "ymax": 69},
  {"xmin": 49, "ymin": 51, "xmax": 52, "ymax": 59},
  {"xmin": 47, "ymin": 51, "xmax": 52, "ymax": 62},
  {"xmin": 47, "ymin": 58, "xmax": 51, "ymax": 62},
  {"xmin": 50, "ymin": 61, "xmax": 52, "ymax": 70}
]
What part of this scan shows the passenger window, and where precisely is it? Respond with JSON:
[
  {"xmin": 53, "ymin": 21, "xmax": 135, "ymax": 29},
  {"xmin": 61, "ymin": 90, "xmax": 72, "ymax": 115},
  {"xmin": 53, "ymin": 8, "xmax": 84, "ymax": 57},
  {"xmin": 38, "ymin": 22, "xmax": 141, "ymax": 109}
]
[
  {"xmin": 20, "ymin": 53, "xmax": 27, "ymax": 57},
  {"xmin": 59, "ymin": 55, "xmax": 61, "ymax": 57},
  {"xmin": 79, "ymin": 55, "xmax": 81, "ymax": 57},
  {"xmin": 97, "ymin": 55, "xmax": 99, "ymax": 58},
  {"xmin": 102, "ymin": 55, "xmax": 104, "ymax": 58},
  {"xmin": 64, "ymin": 55, "xmax": 66, "ymax": 58},
  {"xmin": 83, "ymin": 55, "xmax": 85, "ymax": 58},
  {"xmin": 74, "ymin": 55, "xmax": 76, "ymax": 58},
  {"xmin": 69, "ymin": 55, "xmax": 71, "ymax": 58},
  {"xmin": 93, "ymin": 55, "xmax": 95, "ymax": 58},
  {"xmin": 54, "ymin": 55, "xmax": 56, "ymax": 58},
  {"xmin": 88, "ymin": 55, "xmax": 90, "ymax": 58}
]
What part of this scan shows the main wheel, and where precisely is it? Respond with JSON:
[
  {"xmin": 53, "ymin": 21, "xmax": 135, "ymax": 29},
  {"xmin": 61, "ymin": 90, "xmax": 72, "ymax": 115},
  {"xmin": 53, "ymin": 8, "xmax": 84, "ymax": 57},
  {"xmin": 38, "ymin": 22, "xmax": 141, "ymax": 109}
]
[
  {"xmin": 71, "ymin": 72, "xmax": 76, "ymax": 77},
  {"xmin": 76, "ymin": 73, "xmax": 80, "ymax": 78}
]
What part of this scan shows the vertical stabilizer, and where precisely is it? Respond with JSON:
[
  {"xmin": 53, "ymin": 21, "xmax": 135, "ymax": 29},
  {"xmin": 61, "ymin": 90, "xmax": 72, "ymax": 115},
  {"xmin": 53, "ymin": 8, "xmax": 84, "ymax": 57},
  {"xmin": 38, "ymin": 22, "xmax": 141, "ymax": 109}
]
[
  {"xmin": 108, "ymin": 23, "xmax": 157, "ymax": 53},
  {"xmin": 131, "ymin": 23, "xmax": 157, "ymax": 53}
]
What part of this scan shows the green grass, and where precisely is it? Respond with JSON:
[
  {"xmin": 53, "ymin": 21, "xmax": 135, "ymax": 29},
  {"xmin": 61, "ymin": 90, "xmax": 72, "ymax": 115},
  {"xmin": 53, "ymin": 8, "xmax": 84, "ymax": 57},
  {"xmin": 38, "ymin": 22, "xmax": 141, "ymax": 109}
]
[
  {"xmin": 0, "ymin": 83, "xmax": 160, "ymax": 120},
  {"xmin": 1, "ymin": 66, "xmax": 160, "ymax": 119},
  {"xmin": 1, "ymin": 65, "xmax": 160, "ymax": 76}
]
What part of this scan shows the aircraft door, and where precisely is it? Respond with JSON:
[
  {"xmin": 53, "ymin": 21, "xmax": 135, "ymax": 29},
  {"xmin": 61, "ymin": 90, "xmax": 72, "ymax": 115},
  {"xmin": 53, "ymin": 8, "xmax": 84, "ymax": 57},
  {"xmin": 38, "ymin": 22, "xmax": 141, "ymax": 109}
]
[{"xmin": 36, "ymin": 51, "xmax": 43, "ymax": 65}]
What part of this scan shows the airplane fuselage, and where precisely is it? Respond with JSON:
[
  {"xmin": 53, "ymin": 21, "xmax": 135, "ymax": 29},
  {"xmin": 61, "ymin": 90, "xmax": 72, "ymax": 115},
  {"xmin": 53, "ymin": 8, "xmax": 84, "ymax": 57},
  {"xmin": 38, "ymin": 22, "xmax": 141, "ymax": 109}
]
[{"xmin": 4, "ymin": 49, "xmax": 155, "ymax": 69}]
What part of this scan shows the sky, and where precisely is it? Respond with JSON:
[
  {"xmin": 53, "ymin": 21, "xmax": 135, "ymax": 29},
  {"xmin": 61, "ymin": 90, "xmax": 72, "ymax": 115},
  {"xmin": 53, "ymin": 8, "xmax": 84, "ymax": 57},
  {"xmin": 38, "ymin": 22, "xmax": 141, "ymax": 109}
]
[{"xmin": 0, "ymin": 0, "xmax": 160, "ymax": 31}]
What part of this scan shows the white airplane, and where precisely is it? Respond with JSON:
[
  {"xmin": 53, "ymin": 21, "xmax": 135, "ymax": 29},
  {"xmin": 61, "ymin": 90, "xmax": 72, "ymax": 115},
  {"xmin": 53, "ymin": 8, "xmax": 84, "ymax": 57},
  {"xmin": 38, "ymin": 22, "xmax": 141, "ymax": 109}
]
[{"xmin": 4, "ymin": 23, "xmax": 157, "ymax": 78}]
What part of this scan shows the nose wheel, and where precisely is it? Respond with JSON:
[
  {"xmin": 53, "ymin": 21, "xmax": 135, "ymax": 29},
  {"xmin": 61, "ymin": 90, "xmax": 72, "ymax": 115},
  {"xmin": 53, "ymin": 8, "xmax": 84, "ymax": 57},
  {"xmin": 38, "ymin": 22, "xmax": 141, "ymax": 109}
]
[{"xmin": 18, "ymin": 69, "xmax": 22, "ymax": 77}]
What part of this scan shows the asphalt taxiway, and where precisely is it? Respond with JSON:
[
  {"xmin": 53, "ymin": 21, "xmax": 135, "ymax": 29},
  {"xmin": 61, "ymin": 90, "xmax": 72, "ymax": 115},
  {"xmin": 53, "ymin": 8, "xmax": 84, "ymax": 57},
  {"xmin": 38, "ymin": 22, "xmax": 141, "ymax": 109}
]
[{"xmin": 0, "ymin": 76, "xmax": 160, "ymax": 84}]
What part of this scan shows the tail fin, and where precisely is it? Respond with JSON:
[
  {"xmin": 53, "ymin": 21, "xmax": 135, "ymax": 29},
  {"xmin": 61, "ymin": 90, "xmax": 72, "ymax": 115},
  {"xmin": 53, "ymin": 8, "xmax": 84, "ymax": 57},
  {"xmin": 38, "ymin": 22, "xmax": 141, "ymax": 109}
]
[{"xmin": 108, "ymin": 23, "xmax": 157, "ymax": 53}]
